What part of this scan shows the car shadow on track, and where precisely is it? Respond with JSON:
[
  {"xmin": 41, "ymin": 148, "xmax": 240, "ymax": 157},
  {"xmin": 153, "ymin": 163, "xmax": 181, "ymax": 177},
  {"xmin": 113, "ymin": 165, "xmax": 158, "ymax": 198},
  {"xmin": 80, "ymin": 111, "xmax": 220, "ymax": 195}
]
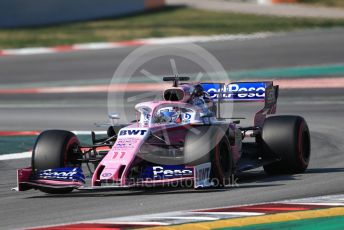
[
  {"xmin": 24, "ymin": 182, "xmax": 283, "ymax": 199},
  {"xmin": 305, "ymin": 167, "xmax": 344, "ymax": 174},
  {"xmin": 236, "ymin": 167, "xmax": 344, "ymax": 185},
  {"xmin": 25, "ymin": 187, "xmax": 228, "ymax": 198},
  {"xmin": 236, "ymin": 170, "xmax": 296, "ymax": 184},
  {"xmin": 24, "ymin": 168, "xmax": 344, "ymax": 198},
  {"xmin": 25, "ymin": 184, "xmax": 284, "ymax": 198}
]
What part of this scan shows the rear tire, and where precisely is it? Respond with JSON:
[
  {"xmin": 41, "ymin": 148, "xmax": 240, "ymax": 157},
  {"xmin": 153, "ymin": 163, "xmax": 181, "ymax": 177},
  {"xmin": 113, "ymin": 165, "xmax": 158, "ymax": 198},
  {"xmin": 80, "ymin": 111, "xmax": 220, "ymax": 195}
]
[
  {"xmin": 32, "ymin": 130, "xmax": 81, "ymax": 194},
  {"xmin": 262, "ymin": 116, "xmax": 311, "ymax": 174}
]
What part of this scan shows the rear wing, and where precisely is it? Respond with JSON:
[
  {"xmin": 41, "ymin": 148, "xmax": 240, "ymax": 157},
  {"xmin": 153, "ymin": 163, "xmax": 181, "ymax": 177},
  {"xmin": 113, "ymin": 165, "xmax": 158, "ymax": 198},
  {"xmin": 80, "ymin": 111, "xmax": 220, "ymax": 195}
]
[{"xmin": 201, "ymin": 82, "xmax": 279, "ymax": 126}]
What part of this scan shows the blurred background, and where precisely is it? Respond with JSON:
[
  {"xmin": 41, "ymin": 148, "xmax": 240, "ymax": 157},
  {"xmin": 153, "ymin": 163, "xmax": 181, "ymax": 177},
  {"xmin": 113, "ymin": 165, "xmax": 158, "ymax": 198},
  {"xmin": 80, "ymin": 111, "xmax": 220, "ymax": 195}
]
[
  {"xmin": 0, "ymin": 0, "xmax": 343, "ymax": 149},
  {"xmin": 1, "ymin": 1, "xmax": 344, "ymax": 229},
  {"xmin": 0, "ymin": 0, "xmax": 344, "ymax": 46},
  {"xmin": 0, "ymin": 0, "xmax": 343, "ymax": 152}
]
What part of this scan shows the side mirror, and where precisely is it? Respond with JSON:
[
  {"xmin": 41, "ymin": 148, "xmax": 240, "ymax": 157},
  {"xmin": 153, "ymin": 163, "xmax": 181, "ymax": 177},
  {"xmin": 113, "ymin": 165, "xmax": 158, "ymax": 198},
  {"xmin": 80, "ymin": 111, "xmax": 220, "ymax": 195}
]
[
  {"xmin": 233, "ymin": 120, "xmax": 240, "ymax": 124},
  {"xmin": 108, "ymin": 113, "xmax": 120, "ymax": 126},
  {"xmin": 108, "ymin": 113, "xmax": 120, "ymax": 120}
]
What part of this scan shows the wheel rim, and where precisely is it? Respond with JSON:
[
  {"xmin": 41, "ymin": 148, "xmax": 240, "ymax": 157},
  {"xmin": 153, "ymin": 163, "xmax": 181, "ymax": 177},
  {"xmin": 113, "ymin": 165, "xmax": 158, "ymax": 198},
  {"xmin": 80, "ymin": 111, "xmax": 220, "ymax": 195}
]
[
  {"xmin": 64, "ymin": 136, "xmax": 80, "ymax": 167},
  {"xmin": 298, "ymin": 122, "xmax": 310, "ymax": 166},
  {"xmin": 301, "ymin": 129, "xmax": 311, "ymax": 162}
]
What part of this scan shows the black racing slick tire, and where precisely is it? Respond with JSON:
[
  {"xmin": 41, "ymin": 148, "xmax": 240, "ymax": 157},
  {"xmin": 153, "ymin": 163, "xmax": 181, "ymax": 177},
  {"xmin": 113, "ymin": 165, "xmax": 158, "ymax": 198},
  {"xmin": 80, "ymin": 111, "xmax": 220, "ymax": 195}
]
[
  {"xmin": 32, "ymin": 130, "xmax": 81, "ymax": 194},
  {"xmin": 262, "ymin": 116, "xmax": 311, "ymax": 174},
  {"xmin": 32, "ymin": 130, "xmax": 80, "ymax": 170},
  {"xmin": 184, "ymin": 126, "xmax": 233, "ymax": 187},
  {"xmin": 210, "ymin": 132, "xmax": 233, "ymax": 187}
]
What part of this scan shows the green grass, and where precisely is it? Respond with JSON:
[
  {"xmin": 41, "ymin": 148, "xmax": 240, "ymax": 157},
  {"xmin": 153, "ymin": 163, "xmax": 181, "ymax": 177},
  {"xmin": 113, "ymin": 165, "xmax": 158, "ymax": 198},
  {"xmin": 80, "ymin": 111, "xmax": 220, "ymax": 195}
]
[
  {"xmin": 1, "ymin": 7, "xmax": 344, "ymax": 49},
  {"xmin": 219, "ymin": 215, "xmax": 344, "ymax": 230},
  {"xmin": 298, "ymin": 0, "xmax": 344, "ymax": 8}
]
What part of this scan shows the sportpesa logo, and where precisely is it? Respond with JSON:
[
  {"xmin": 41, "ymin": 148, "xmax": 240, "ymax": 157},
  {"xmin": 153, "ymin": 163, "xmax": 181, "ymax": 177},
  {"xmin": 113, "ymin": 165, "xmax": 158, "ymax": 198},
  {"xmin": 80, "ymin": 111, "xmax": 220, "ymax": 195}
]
[
  {"xmin": 202, "ymin": 82, "xmax": 266, "ymax": 100},
  {"xmin": 152, "ymin": 166, "xmax": 193, "ymax": 178}
]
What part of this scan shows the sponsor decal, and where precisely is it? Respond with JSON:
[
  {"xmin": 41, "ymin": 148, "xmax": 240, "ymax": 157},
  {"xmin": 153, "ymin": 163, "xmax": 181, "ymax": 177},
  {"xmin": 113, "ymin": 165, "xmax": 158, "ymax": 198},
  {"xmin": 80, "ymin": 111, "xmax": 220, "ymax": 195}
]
[
  {"xmin": 101, "ymin": 173, "xmax": 112, "ymax": 177},
  {"xmin": 36, "ymin": 167, "xmax": 85, "ymax": 183},
  {"xmin": 182, "ymin": 113, "xmax": 192, "ymax": 120},
  {"xmin": 119, "ymin": 129, "xmax": 148, "ymax": 136},
  {"xmin": 265, "ymin": 85, "xmax": 275, "ymax": 106},
  {"xmin": 115, "ymin": 143, "xmax": 127, "ymax": 149},
  {"xmin": 114, "ymin": 138, "xmax": 139, "ymax": 149},
  {"xmin": 201, "ymin": 82, "xmax": 266, "ymax": 101},
  {"xmin": 194, "ymin": 163, "xmax": 213, "ymax": 188},
  {"xmin": 141, "ymin": 165, "xmax": 193, "ymax": 179}
]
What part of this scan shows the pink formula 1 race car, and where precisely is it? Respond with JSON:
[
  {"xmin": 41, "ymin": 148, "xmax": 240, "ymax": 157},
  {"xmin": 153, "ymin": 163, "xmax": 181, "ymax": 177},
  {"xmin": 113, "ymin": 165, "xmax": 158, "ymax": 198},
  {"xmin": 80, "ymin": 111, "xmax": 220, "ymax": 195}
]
[{"xmin": 15, "ymin": 76, "xmax": 311, "ymax": 194}]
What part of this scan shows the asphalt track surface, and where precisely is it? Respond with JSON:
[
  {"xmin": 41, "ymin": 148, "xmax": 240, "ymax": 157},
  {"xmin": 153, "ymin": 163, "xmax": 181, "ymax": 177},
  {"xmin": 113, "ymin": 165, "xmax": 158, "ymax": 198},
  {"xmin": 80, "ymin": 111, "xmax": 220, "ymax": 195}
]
[{"xmin": 0, "ymin": 28, "xmax": 344, "ymax": 229}]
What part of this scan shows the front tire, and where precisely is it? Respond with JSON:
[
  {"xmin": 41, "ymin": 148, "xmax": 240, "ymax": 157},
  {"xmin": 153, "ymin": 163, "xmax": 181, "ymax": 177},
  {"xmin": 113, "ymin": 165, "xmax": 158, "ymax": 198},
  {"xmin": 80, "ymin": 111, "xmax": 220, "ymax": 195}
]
[
  {"xmin": 32, "ymin": 130, "xmax": 81, "ymax": 194},
  {"xmin": 262, "ymin": 116, "xmax": 311, "ymax": 174},
  {"xmin": 210, "ymin": 133, "xmax": 233, "ymax": 187}
]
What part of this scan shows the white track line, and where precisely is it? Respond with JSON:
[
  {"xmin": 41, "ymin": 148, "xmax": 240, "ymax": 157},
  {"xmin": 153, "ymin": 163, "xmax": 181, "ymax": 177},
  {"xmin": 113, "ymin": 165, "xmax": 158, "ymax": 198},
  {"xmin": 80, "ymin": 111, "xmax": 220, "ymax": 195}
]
[
  {"xmin": 0, "ymin": 33, "xmax": 274, "ymax": 57},
  {"xmin": 21, "ymin": 193, "xmax": 344, "ymax": 229},
  {"xmin": 65, "ymin": 194, "xmax": 344, "ymax": 227},
  {"xmin": 73, "ymin": 43, "xmax": 121, "ymax": 50},
  {"xmin": 193, "ymin": 211, "xmax": 264, "ymax": 216},
  {"xmin": 0, "ymin": 130, "xmax": 108, "ymax": 161},
  {"xmin": 0, "ymin": 151, "xmax": 31, "ymax": 161},
  {"xmin": 72, "ymin": 130, "xmax": 107, "ymax": 135},
  {"xmin": 284, "ymin": 202, "xmax": 344, "ymax": 206},
  {"xmin": 140, "ymin": 33, "xmax": 273, "ymax": 45},
  {"xmin": 151, "ymin": 216, "xmax": 218, "ymax": 220},
  {"xmin": 280, "ymin": 194, "xmax": 344, "ymax": 206},
  {"xmin": 2, "ymin": 47, "xmax": 55, "ymax": 55},
  {"xmin": 86, "ymin": 221, "xmax": 169, "ymax": 226}
]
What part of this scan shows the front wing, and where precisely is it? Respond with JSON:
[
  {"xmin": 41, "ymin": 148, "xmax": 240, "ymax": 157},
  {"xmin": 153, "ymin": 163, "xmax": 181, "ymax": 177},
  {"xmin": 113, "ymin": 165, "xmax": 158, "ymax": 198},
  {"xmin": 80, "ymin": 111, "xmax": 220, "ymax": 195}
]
[{"xmin": 14, "ymin": 163, "xmax": 213, "ymax": 192}]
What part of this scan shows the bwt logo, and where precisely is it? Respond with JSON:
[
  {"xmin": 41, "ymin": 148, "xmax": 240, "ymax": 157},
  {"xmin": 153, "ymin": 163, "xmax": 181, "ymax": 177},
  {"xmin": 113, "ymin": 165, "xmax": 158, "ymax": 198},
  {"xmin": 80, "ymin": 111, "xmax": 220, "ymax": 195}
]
[
  {"xmin": 197, "ymin": 167, "xmax": 210, "ymax": 181},
  {"xmin": 195, "ymin": 163, "xmax": 212, "ymax": 188},
  {"xmin": 153, "ymin": 166, "xmax": 193, "ymax": 178},
  {"xmin": 119, "ymin": 129, "xmax": 148, "ymax": 136}
]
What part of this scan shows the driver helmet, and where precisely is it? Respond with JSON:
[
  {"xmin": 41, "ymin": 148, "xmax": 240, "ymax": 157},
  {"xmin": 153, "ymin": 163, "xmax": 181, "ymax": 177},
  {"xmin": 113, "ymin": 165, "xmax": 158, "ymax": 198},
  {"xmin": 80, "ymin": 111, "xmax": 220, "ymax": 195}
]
[
  {"xmin": 157, "ymin": 109, "xmax": 179, "ymax": 123},
  {"xmin": 192, "ymin": 84, "xmax": 204, "ymax": 97}
]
